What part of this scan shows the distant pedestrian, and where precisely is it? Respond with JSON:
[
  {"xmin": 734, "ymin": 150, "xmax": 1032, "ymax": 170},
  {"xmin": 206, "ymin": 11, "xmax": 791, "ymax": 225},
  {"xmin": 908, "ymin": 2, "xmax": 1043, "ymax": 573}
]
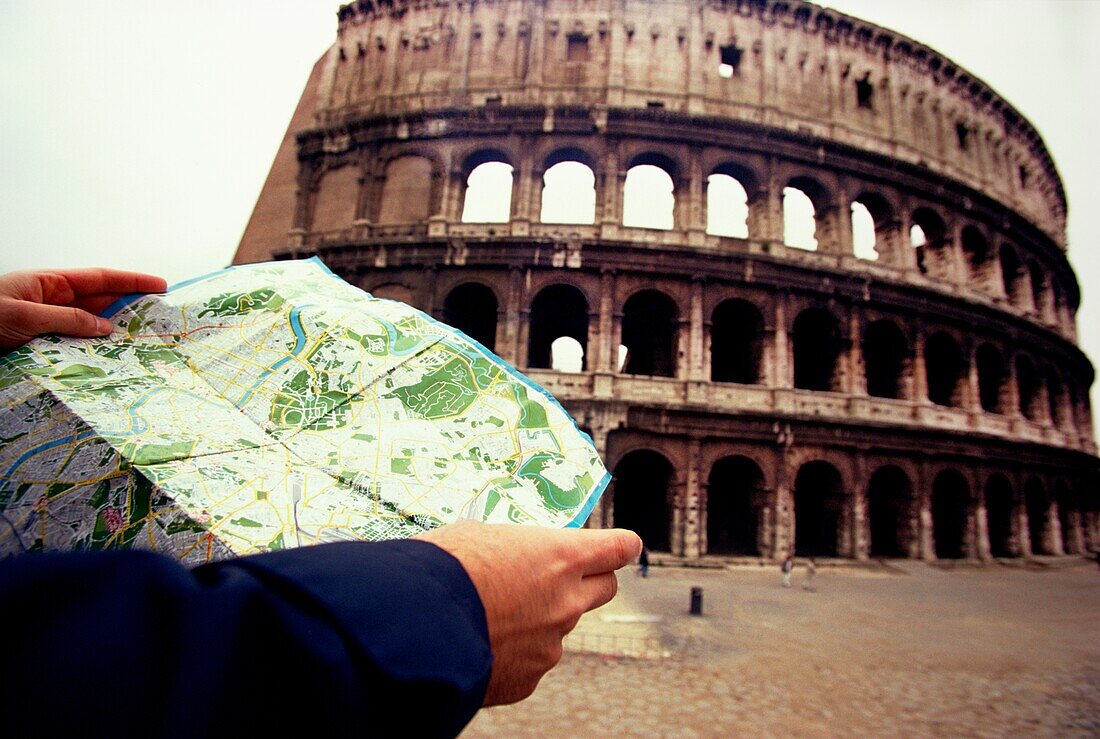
[
  {"xmin": 638, "ymin": 545, "xmax": 650, "ymax": 578},
  {"xmin": 802, "ymin": 557, "xmax": 817, "ymax": 591},
  {"xmin": 1094, "ymin": 550, "xmax": 1100, "ymax": 571},
  {"xmin": 781, "ymin": 555, "xmax": 793, "ymax": 587}
]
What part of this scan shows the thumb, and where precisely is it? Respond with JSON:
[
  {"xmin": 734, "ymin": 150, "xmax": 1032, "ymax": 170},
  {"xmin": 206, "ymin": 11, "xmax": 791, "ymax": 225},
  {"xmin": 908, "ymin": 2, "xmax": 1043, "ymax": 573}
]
[
  {"xmin": 572, "ymin": 528, "xmax": 643, "ymax": 575},
  {"xmin": 2, "ymin": 300, "xmax": 112, "ymax": 343}
]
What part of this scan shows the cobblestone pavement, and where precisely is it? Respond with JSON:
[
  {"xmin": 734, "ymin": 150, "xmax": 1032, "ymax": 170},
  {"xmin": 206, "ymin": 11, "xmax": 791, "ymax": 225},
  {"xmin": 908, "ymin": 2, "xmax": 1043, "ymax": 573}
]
[{"xmin": 464, "ymin": 559, "xmax": 1100, "ymax": 737}]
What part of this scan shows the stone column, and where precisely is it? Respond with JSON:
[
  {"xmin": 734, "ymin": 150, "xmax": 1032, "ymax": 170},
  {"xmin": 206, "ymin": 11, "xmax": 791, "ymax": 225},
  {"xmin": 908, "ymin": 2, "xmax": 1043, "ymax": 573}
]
[
  {"xmin": 852, "ymin": 454, "xmax": 870, "ymax": 560},
  {"xmin": 772, "ymin": 443, "xmax": 794, "ymax": 558},
  {"xmin": 917, "ymin": 462, "xmax": 935, "ymax": 560},
  {"xmin": 685, "ymin": 150, "xmax": 706, "ymax": 243},
  {"xmin": 688, "ymin": 279, "xmax": 706, "ymax": 381},
  {"xmin": 774, "ymin": 295, "xmax": 792, "ymax": 388},
  {"xmin": 912, "ymin": 327, "xmax": 929, "ymax": 404},
  {"xmin": 682, "ymin": 438, "xmax": 703, "ymax": 558},
  {"xmin": 1046, "ymin": 499, "xmax": 1064, "ymax": 556},
  {"xmin": 848, "ymin": 310, "xmax": 865, "ymax": 396},
  {"xmin": 675, "ymin": 318, "xmax": 691, "ymax": 380},
  {"xmin": 974, "ymin": 496, "xmax": 992, "ymax": 561},
  {"xmin": 1015, "ymin": 476, "xmax": 1033, "ymax": 557}
]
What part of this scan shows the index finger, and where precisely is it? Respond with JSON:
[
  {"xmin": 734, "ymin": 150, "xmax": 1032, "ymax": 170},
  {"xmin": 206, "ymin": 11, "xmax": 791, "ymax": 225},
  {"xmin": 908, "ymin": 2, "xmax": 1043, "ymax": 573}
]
[
  {"xmin": 569, "ymin": 528, "xmax": 643, "ymax": 576},
  {"xmin": 59, "ymin": 269, "xmax": 168, "ymax": 298}
]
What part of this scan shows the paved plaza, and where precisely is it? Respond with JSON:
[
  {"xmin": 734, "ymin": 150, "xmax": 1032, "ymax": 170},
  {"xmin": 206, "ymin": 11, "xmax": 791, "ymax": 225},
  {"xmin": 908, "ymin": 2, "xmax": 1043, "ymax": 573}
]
[{"xmin": 465, "ymin": 558, "xmax": 1100, "ymax": 737}]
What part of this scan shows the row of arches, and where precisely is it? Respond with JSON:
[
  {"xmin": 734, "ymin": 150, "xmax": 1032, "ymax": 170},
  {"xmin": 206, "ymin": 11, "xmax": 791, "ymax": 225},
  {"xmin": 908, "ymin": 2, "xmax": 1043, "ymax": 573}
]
[
  {"xmin": 609, "ymin": 450, "xmax": 1090, "ymax": 560},
  {"xmin": 429, "ymin": 279, "xmax": 1087, "ymax": 433},
  {"xmin": 308, "ymin": 146, "xmax": 1073, "ymax": 331}
]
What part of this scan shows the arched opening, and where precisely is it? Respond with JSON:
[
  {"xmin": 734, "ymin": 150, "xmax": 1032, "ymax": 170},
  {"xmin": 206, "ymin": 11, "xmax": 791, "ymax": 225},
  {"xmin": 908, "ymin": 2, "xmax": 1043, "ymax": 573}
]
[
  {"xmin": 1028, "ymin": 262, "xmax": 1048, "ymax": 316},
  {"xmin": 793, "ymin": 461, "xmax": 846, "ymax": 557},
  {"xmin": 461, "ymin": 157, "xmax": 513, "ymax": 223},
  {"xmin": 706, "ymin": 456, "xmax": 767, "ymax": 555},
  {"xmin": 932, "ymin": 469, "xmax": 970, "ymax": 559},
  {"xmin": 961, "ymin": 226, "xmax": 994, "ymax": 290},
  {"xmin": 312, "ymin": 165, "xmax": 360, "ymax": 233},
  {"xmin": 706, "ymin": 173, "xmax": 749, "ymax": 237},
  {"xmin": 793, "ymin": 308, "xmax": 842, "ymax": 392},
  {"xmin": 549, "ymin": 336, "xmax": 584, "ymax": 372},
  {"xmin": 612, "ymin": 450, "xmax": 673, "ymax": 552},
  {"xmin": 621, "ymin": 290, "xmax": 678, "ymax": 377},
  {"xmin": 925, "ymin": 332, "xmax": 966, "ymax": 408},
  {"xmin": 378, "ymin": 155, "xmax": 433, "ymax": 224},
  {"xmin": 984, "ymin": 474, "xmax": 1015, "ymax": 558},
  {"xmin": 783, "ymin": 183, "xmax": 818, "ymax": 251},
  {"xmin": 1016, "ymin": 354, "xmax": 1041, "ymax": 421},
  {"xmin": 1046, "ymin": 368, "xmax": 1067, "ymax": 428},
  {"xmin": 850, "ymin": 202, "xmax": 877, "ymax": 260},
  {"xmin": 1000, "ymin": 245, "xmax": 1026, "ymax": 306},
  {"xmin": 443, "ymin": 283, "xmax": 498, "ymax": 352},
  {"xmin": 527, "ymin": 284, "xmax": 588, "ymax": 371},
  {"xmin": 976, "ymin": 343, "xmax": 1008, "ymax": 414},
  {"xmin": 1025, "ymin": 478, "xmax": 1050, "ymax": 554},
  {"xmin": 852, "ymin": 192, "xmax": 895, "ymax": 262},
  {"xmin": 540, "ymin": 160, "xmax": 596, "ymax": 224},
  {"xmin": 711, "ymin": 299, "xmax": 764, "ymax": 384},
  {"xmin": 910, "ymin": 208, "xmax": 946, "ymax": 277},
  {"xmin": 863, "ymin": 320, "xmax": 909, "ymax": 399},
  {"xmin": 867, "ymin": 466, "xmax": 913, "ymax": 557},
  {"xmin": 623, "ymin": 163, "xmax": 674, "ymax": 230}
]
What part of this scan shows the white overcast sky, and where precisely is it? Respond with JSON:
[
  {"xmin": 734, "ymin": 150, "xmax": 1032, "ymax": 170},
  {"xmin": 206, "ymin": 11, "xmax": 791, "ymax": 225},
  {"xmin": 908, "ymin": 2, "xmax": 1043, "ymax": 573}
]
[{"xmin": 2, "ymin": 0, "xmax": 1099, "ymax": 413}]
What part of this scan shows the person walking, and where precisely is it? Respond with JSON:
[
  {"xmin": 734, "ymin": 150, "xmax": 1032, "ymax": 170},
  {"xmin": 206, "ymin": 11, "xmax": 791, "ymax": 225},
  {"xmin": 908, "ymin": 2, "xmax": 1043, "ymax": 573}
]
[
  {"xmin": 638, "ymin": 544, "xmax": 650, "ymax": 578},
  {"xmin": 781, "ymin": 554, "xmax": 793, "ymax": 588},
  {"xmin": 802, "ymin": 557, "xmax": 817, "ymax": 591}
]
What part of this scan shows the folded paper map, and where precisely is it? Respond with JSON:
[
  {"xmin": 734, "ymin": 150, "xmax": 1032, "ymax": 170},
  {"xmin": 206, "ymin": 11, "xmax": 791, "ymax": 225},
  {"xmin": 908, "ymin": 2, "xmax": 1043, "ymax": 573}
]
[{"xmin": 0, "ymin": 259, "xmax": 608, "ymax": 563}]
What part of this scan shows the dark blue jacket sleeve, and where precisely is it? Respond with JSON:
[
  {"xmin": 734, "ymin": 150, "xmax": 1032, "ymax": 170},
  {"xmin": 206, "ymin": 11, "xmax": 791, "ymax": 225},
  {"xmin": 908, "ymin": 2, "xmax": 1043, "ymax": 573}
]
[{"xmin": 0, "ymin": 540, "xmax": 491, "ymax": 738}]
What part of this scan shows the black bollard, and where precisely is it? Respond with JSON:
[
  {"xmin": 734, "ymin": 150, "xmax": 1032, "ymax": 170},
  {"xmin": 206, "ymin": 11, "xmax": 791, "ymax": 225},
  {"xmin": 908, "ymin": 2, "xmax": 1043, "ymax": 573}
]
[{"xmin": 689, "ymin": 586, "xmax": 703, "ymax": 616}]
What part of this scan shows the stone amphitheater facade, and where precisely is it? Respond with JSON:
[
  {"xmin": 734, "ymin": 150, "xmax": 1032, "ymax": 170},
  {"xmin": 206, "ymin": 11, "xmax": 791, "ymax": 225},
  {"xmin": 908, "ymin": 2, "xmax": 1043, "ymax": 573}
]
[{"xmin": 235, "ymin": 0, "xmax": 1098, "ymax": 561}]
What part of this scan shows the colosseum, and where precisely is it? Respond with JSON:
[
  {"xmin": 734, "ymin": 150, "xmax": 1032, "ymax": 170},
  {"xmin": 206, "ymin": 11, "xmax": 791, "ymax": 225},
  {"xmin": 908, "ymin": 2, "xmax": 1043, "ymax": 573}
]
[{"xmin": 234, "ymin": 0, "xmax": 1099, "ymax": 561}]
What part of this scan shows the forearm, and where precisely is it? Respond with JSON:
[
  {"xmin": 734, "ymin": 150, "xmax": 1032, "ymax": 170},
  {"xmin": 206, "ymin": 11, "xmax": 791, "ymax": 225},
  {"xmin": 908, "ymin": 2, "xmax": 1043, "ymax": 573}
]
[{"xmin": 0, "ymin": 541, "xmax": 491, "ymax": 737}]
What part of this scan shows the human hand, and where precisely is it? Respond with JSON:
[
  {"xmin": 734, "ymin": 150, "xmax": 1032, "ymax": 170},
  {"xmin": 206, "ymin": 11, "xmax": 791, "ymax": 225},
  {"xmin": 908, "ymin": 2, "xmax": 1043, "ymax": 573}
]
[
  {"xmin": 0, "ymin": 269, "xmax": 167, "ymax": 351},
  {"xmin": 415, "ymin": 520, "xmax": 641, "ymax": 706}
]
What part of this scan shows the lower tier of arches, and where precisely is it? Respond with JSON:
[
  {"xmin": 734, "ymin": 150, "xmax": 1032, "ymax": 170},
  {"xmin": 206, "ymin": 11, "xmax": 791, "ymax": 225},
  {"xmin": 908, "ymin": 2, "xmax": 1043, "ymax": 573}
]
[{"xmin": 572, "ymin": 404, "xmax": 1098, "ymax": 561}]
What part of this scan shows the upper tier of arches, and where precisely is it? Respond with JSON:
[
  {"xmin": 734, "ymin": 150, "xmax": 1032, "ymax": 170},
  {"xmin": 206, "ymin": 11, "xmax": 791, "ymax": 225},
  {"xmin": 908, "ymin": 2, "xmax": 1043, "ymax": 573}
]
[{"xmin": 321, "ymin": 0, "xmax": 1065, "ymax": 245}]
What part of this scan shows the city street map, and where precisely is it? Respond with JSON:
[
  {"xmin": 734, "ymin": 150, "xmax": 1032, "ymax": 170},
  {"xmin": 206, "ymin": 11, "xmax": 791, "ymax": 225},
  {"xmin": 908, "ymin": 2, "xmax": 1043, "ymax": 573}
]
[{"xmin": 0, "ymin": 259, "xmax": 608, "ymax": 563}]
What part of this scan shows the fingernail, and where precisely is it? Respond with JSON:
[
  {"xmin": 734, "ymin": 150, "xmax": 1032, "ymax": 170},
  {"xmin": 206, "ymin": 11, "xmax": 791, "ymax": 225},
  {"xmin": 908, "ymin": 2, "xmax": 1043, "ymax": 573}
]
[{"xmin": 96, "ymin": 317, "xmax": 113, "ymax": 335}]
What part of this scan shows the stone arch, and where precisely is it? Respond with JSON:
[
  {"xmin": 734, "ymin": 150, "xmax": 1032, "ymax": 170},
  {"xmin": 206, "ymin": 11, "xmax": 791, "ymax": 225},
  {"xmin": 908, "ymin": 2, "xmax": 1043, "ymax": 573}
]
[
  {"xmin": 1025, "ymin": 477, "xmax": 1052, "ymax": 554},
  {"xmin": 925, "ymin": 331, "xmax": 967, "ymax": 408},
  {"xmin": 999, "ymin": 244, "xmax": 1027, "ymax": 307},
  {"xmin": 910, "ymin": 207, "xmax": 947, "ymax": 277},
  {"xmin": 623, "ymin": 153, "xmax": 677, "ymax": 230},
  {"xmin": 783, "ymin": 175, "xmax": 827, "ymax": 251},
  {"xmin": 1015, "ymin": 353, "xmax": 1042, "ymax": 421},
  {"xmin": 983, "ymin": 473, "xmax": 1015, "ymax": 558},
  {"xmin": 528, "ymin": 284, "xmax": 589, "ymax": 371},
  {"xmin": 1028, "ymin": 261, "xmax": 1051, "ymax": 319},
  {"xmin": 711, "ymin": 299, "xmax": 764, "ymax": 384},
  {"xmin": 976, "ymin": 343, "xmax": 1009, "ymax": 414},
  {"xmin": 932, "ymin": 469, "xmax": 971, "ymax": 559},
  {"xmin": 376, "ymin": 149, "xmax": 443, "ymax": 222},
  {"xmin": 793, "ymin": 307, "xmax": 843, "ymax": 392},
  {"xmin": 540, "ymin": 146, "xmax": 597, "ymax": 224},
  {"xmin": 443, "ymin": 282, "xmax": 498, "ymax": 352},
  {"xmin": 622, "ymin": 289, "xmax": 679, "ymax": 377},
  {"xmin": 311, "ymin": 163, "xmax": 361, "ymax": 233},
  {"xmin": 851, "ymin": 190, "xmax": 896, "ymax": 262},
  {"xmin": 863, "ymin": 319, "xmax": 910, "ymax": 400},
  {"xmin": 612, "ymin": 449, "xmax": 674, "ymax": 552},
  {"xmin": 706, "ymin": 455, "xmax": 768, "ymax": 556},
  {"xmin": 706, "ymin": 162, "xmax": 760, "ymax": 239},
  {"xmin": 1046, "ymin": 366, "xmax": 1068, "ymax": 428},
  {"xmin": 460, "ymin": 149, "xmax": 514, "ymax": 223},
  {"xmin": 793, "ymin": 461, "xmax": 848, "ymax": 558},
  {"xmin": 961, "ymin": 225, "xmax": 996, "ymax": 291},
  {"xmin": 867, "ymin": 465, "xmax": 914, "ymax": 558}
]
